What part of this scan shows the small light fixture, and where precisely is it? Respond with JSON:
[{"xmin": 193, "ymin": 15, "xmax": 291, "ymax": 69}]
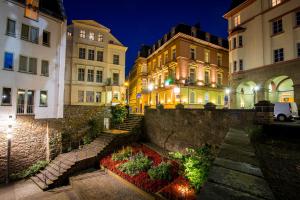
[
  {"xmin": 148, "ymin": 83, "xmax": 154, "ymax": 91},
  {"xmin": 173, "ymin": 87, "xmax": 180, "ymax": 95},
  {"xmin": 225, "ymin": 88, "xmax": 231, "ymax": 95},
  {"xmin": 254, "ymin": 86, "xmax": 260, "ymax": 91}
]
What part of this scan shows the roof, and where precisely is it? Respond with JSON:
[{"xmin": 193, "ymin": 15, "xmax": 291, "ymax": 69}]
[
  {"xmin": 11, "ymin": 0, "xmax": 66, "ymax": 20},
  {"xmin": 72, "ymin": 20, "xmax": 110, "ymax": 32},
  {"xmin": 229, "ymin": 0, "xmax": 247, "ymax": 11}
]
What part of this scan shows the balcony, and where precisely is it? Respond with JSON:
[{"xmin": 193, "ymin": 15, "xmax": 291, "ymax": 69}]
[{"xmin": 17, "ymin": 104, "xmax": 34, "ymax": 115}]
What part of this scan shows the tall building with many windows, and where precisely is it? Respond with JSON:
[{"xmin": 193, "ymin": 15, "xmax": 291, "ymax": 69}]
[
  {"xmin": 64, "ymin": 20, "xmax": 127, "ymax": 106},
  {"xmin": 0, "ymin": 0, "xmax": 66, "ymax": 122},
  {"xmin": 224, "ymin": 0, "xmax": 300, "ymax": 109},
  {"xmin": 129, "ymin": 24, "xmax": 229, "ymax": 113}
]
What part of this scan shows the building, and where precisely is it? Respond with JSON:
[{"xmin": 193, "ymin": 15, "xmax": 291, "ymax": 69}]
[
  {"xmin": 129, "ymin": 24, "xmax": 229, "ymax": 113},
  {"xmin": 64, "ymin": 20, "xmax": 128, "ymax": 106},
  {"xmin": 224, "ymin": 0, "xmax": 300, "ymax": 109},
  {"xmin": 0, "ymin": 0, "xmax": 66, "ymax": 123}
]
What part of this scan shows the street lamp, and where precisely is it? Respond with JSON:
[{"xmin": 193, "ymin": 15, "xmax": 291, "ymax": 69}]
[{"xmin": 6, "ymin": 115, "xmax": 14, "ymax": 184}]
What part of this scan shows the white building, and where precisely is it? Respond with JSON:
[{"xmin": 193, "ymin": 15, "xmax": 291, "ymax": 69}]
[
  {"xmin": 224, "ymin": 0, "xmax": 300, "ymax": 109},
  {"xmin": 0, "ymin": 0, "xmax": 66, "ymax": 122},
  {"xmin": 64, "ymin": 20, "xmax": 127, "ymax": 106}
]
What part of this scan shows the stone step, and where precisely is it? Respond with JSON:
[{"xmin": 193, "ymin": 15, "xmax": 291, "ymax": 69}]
[
  {"xmin": 52, "ymin": 159, "xmax": 73, "ymax": 170},
  {"xmin": 213, "ymin": 158, "xmax": 263, "ymax": 178},
  {"xmin": 208, "ymin": 166, "xmax": 274, "ymax": 200},
  {"xmin": 229, "ymin": 128, "xmax": 247, "ymax": 135},
  {"xmin": 225, "ymin": 132, "xmax": 250, "ymax": 146},
  {"xmin": 40, "ymin": 169, "xmax": 59, "ymax": 181},
  {"xmin": 223, "ymin": 138, "xmax": 255, "ymax": 153},
  {"xmin": 56, "ymin": 156, "xmax": 76, "ymax": 166},
  {"xmin": 31, "ymin": 176, "xmax": 48, "ymax": 190},
  {"xmin": 35, "ymin": 173, "xmax": 54, "ymax": 186},
  {"xmin": 218, "ymin": 143, "xmax": 259, "ymax": 167},
  {"xmin": 45, "ymin": 165, "xmax": 64, "ymax": 177},
  {"xmin": 199, "ymin": 182, "xmax": 268, "ymax": 200}
]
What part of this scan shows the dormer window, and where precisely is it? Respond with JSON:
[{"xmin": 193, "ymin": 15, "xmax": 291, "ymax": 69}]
[
  {"xmin": 271, "ymin": 0, "xmax": 282, "ymax": 7},
  {"xmin": 234, "ymin": 15, "xmax": 241, "ymax": 27},
  {"xmin": 191, "ymin": 27, "xmax": 197, "ymax": 37},
  {"xmin": 25, "ymin": 0, "xmax": 39, "ymax": 20},
  {"xmin": 80, "ymin": 30, "xmax": 86, "ymax": 38},
  {"xmin": 89, "ymin": 32, "xmax": 95, "ymax": 40},
  {"xmin": 98, "ymin": 34, "xmax": 103, "ymax": 42}
]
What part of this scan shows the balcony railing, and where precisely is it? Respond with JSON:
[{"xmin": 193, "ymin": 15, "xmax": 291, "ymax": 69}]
[{"xmin": 17, "ymin": 104, "xmax": 34, "ymax": 115}]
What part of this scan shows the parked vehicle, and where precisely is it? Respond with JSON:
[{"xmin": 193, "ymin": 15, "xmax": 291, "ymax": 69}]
[{"xmin": 274, "ymin": 102, "xmax": 299, "ymax": 121}]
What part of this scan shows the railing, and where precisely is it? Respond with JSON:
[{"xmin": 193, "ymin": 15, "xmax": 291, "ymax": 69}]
[{"xmin": 17, "ymin": 104, "xmax": 34, "ymax": 114}]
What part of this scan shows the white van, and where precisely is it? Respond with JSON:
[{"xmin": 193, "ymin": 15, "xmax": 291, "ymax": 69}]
[{"xmin": 274, "ymin": 102, "xmax": 299, "ymax": 121}]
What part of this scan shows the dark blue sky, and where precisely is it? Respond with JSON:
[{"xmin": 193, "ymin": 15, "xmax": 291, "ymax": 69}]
[{"xmin": 63, "ymin": 0, "xmax": 231, "ymax": 75}]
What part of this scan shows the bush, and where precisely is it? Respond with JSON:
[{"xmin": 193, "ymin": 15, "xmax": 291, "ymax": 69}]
[
  {"xmin": 169, "ymin": 144, "xmax": 214, "ymax": 192},
  {"xmin": 118, "ymin": 152, "xmax": 152, "ymax": 176},
  {"xmin": 111, "ymin": 104, "xmax": 128, "ymax": 125},
  {"xmin": 112, "ymin": 146, "xmax": 133, "ymax": 161},
  {"xmin": 148, "ymin": 162, "xmax": 172, "ymax": 180},
  {"xmin": 83, "ymin": 117, "xmax": 102, "ymax": 145},
  {"xmin": 10, "ymin": 160, "xmax": 49, "ymax": 181}
]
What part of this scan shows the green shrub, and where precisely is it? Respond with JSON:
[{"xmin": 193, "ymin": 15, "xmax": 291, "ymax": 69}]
[
  {"xmin": 112, "ymin": 146, "xmax": 133, "ymax": 161},
  {"xmin": 169, "ymin": 144, "xmax": 214, "ymax": 192},
  {"xmin": 118, "ymin": 152, "xmax": 152, "ymax": 176},
  {"xmin": 148, "ymin": 161, "xmax": 172, "ymax": 180},
  {"xmin": 111, "ymin": 104, "xmax": 128, "ymax": 125},
  {"xmin": 10, "ymin": 160, "xmax": 49, "ymax": 181}
]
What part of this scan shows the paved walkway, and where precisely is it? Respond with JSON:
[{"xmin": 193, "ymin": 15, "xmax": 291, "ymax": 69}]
[{"xmin": 0, "ymin": 171, "xmax": 148, "ymax": 200}]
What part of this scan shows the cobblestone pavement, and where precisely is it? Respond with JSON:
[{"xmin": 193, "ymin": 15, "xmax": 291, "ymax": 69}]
[{"xmin": 0, "ymin": 171, "xmax": 149, "ymax": 200}]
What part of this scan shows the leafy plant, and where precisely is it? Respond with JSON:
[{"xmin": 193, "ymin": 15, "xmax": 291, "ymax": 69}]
[
  {"xmin": 148, "ymin": 161, "xmax": 172, "ymax": 180},
  {"xmin": 118, "ymin": 152, "xmax": 152, "ymax": 176},
  {"xmin": 10, "ymin": 160, "xmax": 49, "ymax": 181},
  {"xmin": 111, "ymin": 104, "xmax": 128, "ymax": 125},
  {"xmin": 169, "ymin": 144, "xmax": 214, "ymax": 192},
  {"xmin": 112, "ymin": 146, "xmax": 133, "ymax": 161}
]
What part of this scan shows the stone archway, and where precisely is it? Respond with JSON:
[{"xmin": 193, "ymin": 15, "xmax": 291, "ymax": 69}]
[
  {"xmin": 236, "ymin": 81, "xmax": 258, "ymax": 109},
  {"xmin": 264, "ymin": 76, "xmax": 294, "ymax": 103}
]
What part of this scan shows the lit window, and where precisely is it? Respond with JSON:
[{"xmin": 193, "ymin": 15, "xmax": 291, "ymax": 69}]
[
  {"xmin": 88, "ymin": 50, "xmax": 95, "ymax": 60},
  {"xmin": 89, "ymin": 32, "xmax": 95, "ymax": 40},
  {"xmin": 43, "ymin": 31, "xmax": 50, "ymax": 46},
  {"xmin": 87, "ymin": 69, "xmax": 94, "ymax": 82},
  {"xmin": 6, "ymin": 19, "xmax": 16, "ymax": 37},
  {"xmin": 86, "ymin": 91, "xmax": 94, "ymax": 102},
  {"xmin": 96, "ymin": 92, "xmax": 101, "ymax": 103},
  {"xmin": 98, "ymin": 34, "xmax": 103, "ymax": 42},
  {"xmin": 78, "ymin": 91, "xmax": 84, "ymax": 102},
  {"xmin": 113, "ymin": 92, "xmax": 119, "ymax": 100},
  {"xmin": 204, "ymin": 50, "xmax": 210, "ymax": 63},
  {"xmin": 1, "ymin": 88, "xmax": 12, "ymax": 105},
  {"xmin": 25, "ymin": 0, "xmax": 39, "ymax": 20},
  {"xmin": 190, "ymin": 48, "xmax": 196, "ymax": 60},
  {"xmin": 113, "ymin": 55, "xmax": 120, "ymax": 65},
  {"xmin": 274, "ymin": 48, "xmax": 284, "ymax": 62},
  {"xmin": 41, "ymin": 60, "xmax": 49, "ymax": 76},
  {"xmin": 80, "ymin": 30, "xmax": 86, "ymax": 38},
  {"xmin": 78, "ymin": 68, "xmax": 85, "ymax": 81},
  {"xmin": 234, "ymin": 15, "xmax": 241, "ymax": 27},
  {"xmin": 271, "ymin": 0, "xmax": 282, "ymax": 7},
  {"xmin": 4, "ymin": 52, "xmax": 14, "ymax": 70},
  {"xmin": 272, "ymin": 19, "xmax": 283, "ymax": 35},
  {"xmin": 40, "ymin": 90, "xmax": 48, "ymax": 107},
  {"xmin": 79, "ymin": 48, "xmax": 86, "ymax": 59}
]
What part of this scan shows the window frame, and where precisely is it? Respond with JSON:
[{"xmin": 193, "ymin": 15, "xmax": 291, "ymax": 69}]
[
  {"xmin": 78, "ymin": 90, "xmax": 84, "ymax": 103},
  {"xmin": 86, "ymin": 91, "xmax": 95, "ymax": 103},
  {"xmin": 4, "ymin": 52, "xmax": 14, "ymax": 70},
  {"xmin": 39, "ymin": 90, "xmax": 48, "ymax": 107},
  {"xmin": 274, "ymin": 48, "xmax": 284, "ymax": 63},
  {"xmin": 42, "ymin": 30, "xmax": 50, "ymax": 47},
  {"xmin": 78, "ymin": 68, "xmax": 85, "ymax": 81},
  {"xmin": 272, "ymin": 18, "xmax": 283, "ymax": 35},
  {"xmin": 87, "ymin": 69, "xmax": 94, "ymax": 82},
  {"xmin": 41, "ymin": 60, "xmax": 49, "ymax": 76},
  {"xmin": 239, "ymin": 59, "xmax": 244, "ymax": 71},
  {"xmin": 88, "ymin": 49, "xmax": 95, "ymax": 61},
  {"xmin": 79, "ymin": 48, "xmax": 86, "ymax": 59},
  {"xmin": 1, "ymin": 87, "xmax": 12, "ymax": 106},
  {"xmin": 6, "ymin": 18, "xmax": 16, "ymax": 37},
  {"xmin": 97, "ymin": 51, "xmax": 104, "ymax": 62},
  {"xmin": 113, "ymin": 55, "xmax": 120, "ymax": 65},
  {"xmin": 96, "ymin": 70, "xmax": 103, "ymax": 83}
]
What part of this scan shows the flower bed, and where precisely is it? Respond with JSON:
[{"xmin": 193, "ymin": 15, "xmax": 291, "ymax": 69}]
[{"xmin": 100, "ymin": 144, "xmax": 179, "ymax": 193}]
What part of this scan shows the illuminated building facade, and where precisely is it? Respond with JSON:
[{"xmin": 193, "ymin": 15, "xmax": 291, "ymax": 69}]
[{"xmin": 129, "ymin": 24, "xmax": 229, "ymax": 113}]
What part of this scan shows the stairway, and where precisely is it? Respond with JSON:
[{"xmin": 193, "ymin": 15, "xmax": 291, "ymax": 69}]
[
  {"xmin": 199, "ymin": 128, "xmax": 275, "ymax": 200},
  {"xmin": 116, "ymin": 114, "xmax": 144, "ymax": 131},
  {"xmin": 31, "ymin": 133, "xmax": 115, "ymax": 190}
]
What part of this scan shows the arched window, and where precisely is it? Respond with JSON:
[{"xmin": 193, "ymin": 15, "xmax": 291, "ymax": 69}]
[{"xmin": 205, "ymin": 92, "xmax": 209, "ymax": 104}]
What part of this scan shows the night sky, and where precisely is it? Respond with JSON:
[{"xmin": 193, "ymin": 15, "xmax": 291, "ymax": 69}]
[{"xmin": 63, "ymin": 0, "xmax": 232, "ymax": 76}]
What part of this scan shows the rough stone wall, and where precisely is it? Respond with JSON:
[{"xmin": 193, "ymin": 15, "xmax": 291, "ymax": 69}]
[
  {"xmin": 0, "ymin": 106, "xmax": 111, "ymax": 183},
  {"xmin": 143, "ymin": 108, "xmax": 255, "ymax": 152}
]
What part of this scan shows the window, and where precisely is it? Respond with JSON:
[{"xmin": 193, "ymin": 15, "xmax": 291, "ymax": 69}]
[
  {"xmin": 190, "ymin": 92, "xmax": 195, "ymax": 104},
  {"xmin": 96, "ymin": 92, "xmax": 101, "ymax": 103},
  {"xmin": 86, "ymin": 91, "xmax": 94, "ymax": 103},
  {"xmin": 113, "ymin": 73, "xmax": 119, "ymax": 85},
  {"xmin": 205, "ymin": 51, "xmax": 210, "ymax": 63},
  {"xmin": 40, "ymin": 91, "xmax": 48, "ymax": 107},
  {"xmin": 238, "ymin": 35, "xmax": 243, "ymax": 47},
  {"xmin": 19, "ymin": 55, "xmax": 28, "ymax": 72},
  {"xmin": 6, "ymin": 19, "xmax": 16, "ymax": 37},
  {"xmin": 296, "ymin": 11, "xmax": 300, "ymax": 26},
  {"xmin": 97, "ymin": 51, "xmax": 103, "ymax": 62},
  {"xmin": 113, "ymin": 55, "xmax": 120, "ymax": 65},
  {"xmin": 89, "ymin": 32, "xmax": 95, "ymax": 40},
  {"xmin": 25, "ymin": 0, "xmax": 39, "ymax": 20},
  {"xmin": 272, "ymin": 19, "xmax": 283, "ymax": 35},
  {"xmin": 217, "ymin": 54, "xmax": 222, "ymax": 66},
  {"xmin": 96, "ymin": 70, "xmax": 103, "ymax": 83},
  {"xmin": 43, "ymin": 31, "xmax": 50, "ymax": 46},
  {"xmin": 88, "ymin": 50, "xmax": 95, "ymax": 60},
  {"xmin": 79, "ymin": 48, "xmax": 86, "ymax": 59},
  {"xmin": 158, "ymin": 57, "xmax": 162, "ymax": 67},
  {"xmin": 80, "ymin": 30, "xmax": 86, "ymax": 38},
  {"xmin": 274, "ymin": 48, "xmax": 284, "ymax": 62},
  {"xmin": 78, "ymin": 68, "xmax": 85, "ymax": 81},
  {"xmin": 172, "ymin": 48, "xmax": 176, "ymax": 60},
  {"xmin": 98, "ymin": 34, "xmax": 103, "ymax": 42},
  {"xmin": 78, "ymin": 91, "xmax": 84, "ymax": 102},
  {"xmin": 113, "ymin": 92, "xmax": 119, "ymax": 100},
  {"xmin": 21, "ymin": 24, "xmax": 29, "ymax": 40},
  {"xmin": 234, "ymin": 15, "xmax": 241, "ymax": 27},
  {"xmin": 41, "ymin": 60, "xmax": 49, "ymax": 76},
  {"xmin": 190, "ymin": 48, "xmax": 196, "ymax": 60},
  {"xmin": 205, "ymin": 71, "xmax": 210, "ymax": 84},
  {"xmin": 28, "ymin": 57, "xmax": 37, "ymax": 74},
  {"xmin": 217, "ymin": 74, "xmax": 222, "ymax": 86},
  {"xmin": 87, "ymin": 69, "xmax": 94, "ymax": 82},
  {"xmin": 164, "ymin": 53, "xmax": 168, "ymax": 64},
  {"xmin": 272, "ymin": 0, "xmax": 282, "ymax": 7},
  {"xmin": 21, "ymin": 24, "xmax": 39, "ymax": 44},
  {"xmin": 67, "ymin": 32, "xmax": 72, "ymax": 37},
  {"xmin": 239, "ymin": 59, "xmax": 244, "ymax": 70},
  {"xmin": 297, "ymin": 43, "xmax": 300, "ymax": 57},
  {"xmin": 233, "ymin": 38, "xmax": 237, "ymax": 49},
  {"xmin": 234, "ymin": 61, "xmax": 237, "ymax": 71},
  {"xmin": 1, "ymin": 88, "xmax": 11, "ymax": 105},
  {"xmin": 189, "ymin": 68, "xmax": 196, "ymax": 83},
  {"xmin": 4, "ymin": 52, "xmax": 13, "ymax": 70}
]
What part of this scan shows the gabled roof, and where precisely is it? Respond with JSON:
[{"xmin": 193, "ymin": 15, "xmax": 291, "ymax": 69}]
[
  {"xmin": 72, "ymin": 20, "xmax": 111, "ymax": 32},
  {"xmin": 11, "ymin": 0, "xmax": 66, "ymax": 20}
]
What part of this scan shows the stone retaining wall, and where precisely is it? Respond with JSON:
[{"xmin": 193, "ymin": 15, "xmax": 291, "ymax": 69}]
[{"xmin": 143, "ymin": 108, "xmax": 255, "ymax": 152}]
